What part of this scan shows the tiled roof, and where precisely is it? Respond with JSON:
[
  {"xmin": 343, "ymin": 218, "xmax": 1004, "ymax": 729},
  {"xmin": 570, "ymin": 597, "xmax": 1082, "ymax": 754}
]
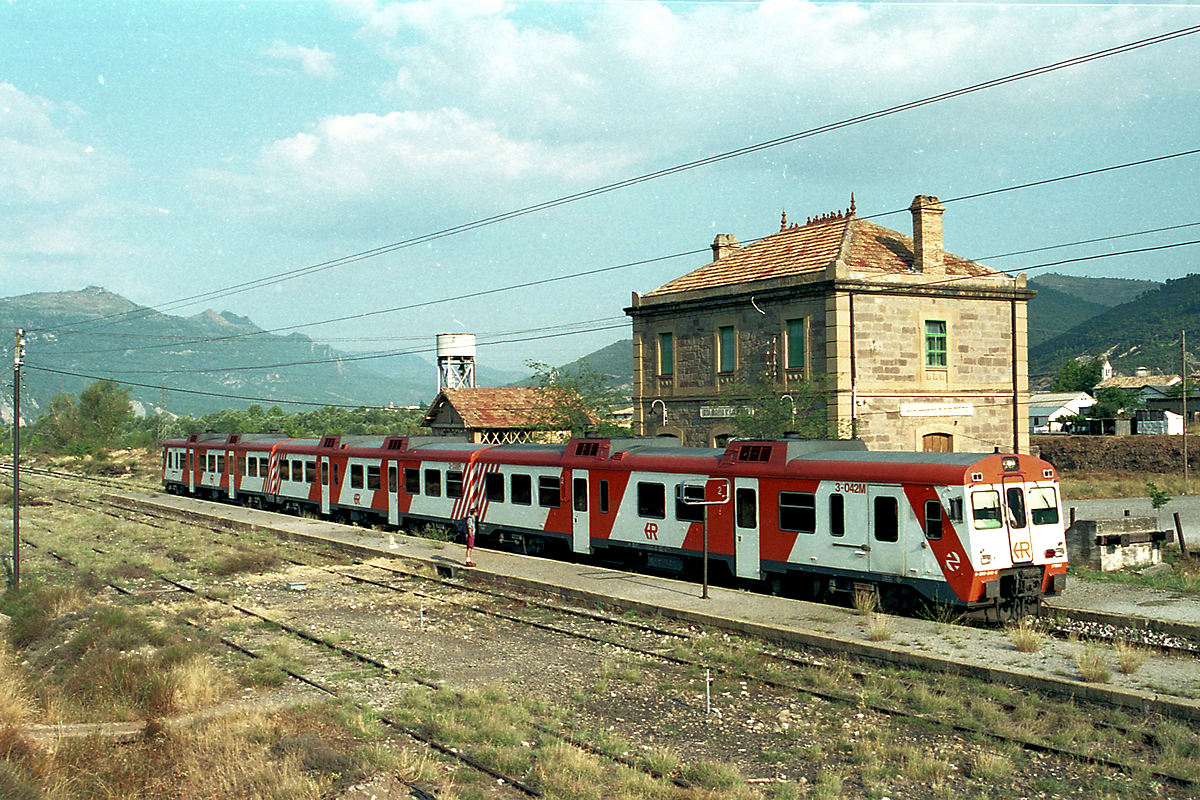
[
  {"xmin": 645, "ymin": 212, "xmax": 998, "ymax": 298},
  {"xmin": 1095, "ymin": 375, "xmax": 1181, "ymax": 390},
  {"xmin": 422, "ymin": 387, "xmax": 592, "ymax": 429}
]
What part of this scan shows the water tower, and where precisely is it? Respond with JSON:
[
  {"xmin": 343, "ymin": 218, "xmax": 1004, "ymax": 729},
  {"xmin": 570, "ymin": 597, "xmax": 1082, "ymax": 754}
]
[{"xmin": 436, "ymin": 333, "xmax": 476, "ymax": 392}]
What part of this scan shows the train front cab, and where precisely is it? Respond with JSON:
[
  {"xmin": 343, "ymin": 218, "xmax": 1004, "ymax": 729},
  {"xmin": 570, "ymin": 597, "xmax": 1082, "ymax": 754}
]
[{"xmin": 959, "ymin": 454, "xmax": 1067, "ymax": 620}]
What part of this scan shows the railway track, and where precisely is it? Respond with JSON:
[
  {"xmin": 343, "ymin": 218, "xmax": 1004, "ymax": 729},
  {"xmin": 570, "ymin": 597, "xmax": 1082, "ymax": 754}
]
[
  {"xmin": 15, "ymin": 528, "xmax": 704, "ymax": 797},
  {"xmin": 14, "ymin": 467, "xmax": 1200, "ymax": 793},
  {"xmin": 22, "ymin": 483, "xmax": 1200, "ymax": 791}
]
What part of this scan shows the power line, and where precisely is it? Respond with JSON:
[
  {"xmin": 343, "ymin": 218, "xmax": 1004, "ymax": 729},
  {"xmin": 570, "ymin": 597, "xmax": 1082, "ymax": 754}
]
[
  {"xmin": 34, "ymin": 21, "xmax": 1200, "ymax": 337},
  {"xmin": 47, "ymin": 237, "xmax": 1200, "ymax": 380},
  {"xmin": 39, "ymin": 142, "xmax": 1200, "ymax": 362},
  {"xmin": 58, "ymin": 321, "xmax": 633, "ymax": 376}
]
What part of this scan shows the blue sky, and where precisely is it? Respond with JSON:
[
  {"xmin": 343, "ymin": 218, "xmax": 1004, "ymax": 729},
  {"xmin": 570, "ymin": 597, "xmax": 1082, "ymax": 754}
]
[{"xmin": 3, "ymin": 0, "xmax": 1199, "ymax": 374}]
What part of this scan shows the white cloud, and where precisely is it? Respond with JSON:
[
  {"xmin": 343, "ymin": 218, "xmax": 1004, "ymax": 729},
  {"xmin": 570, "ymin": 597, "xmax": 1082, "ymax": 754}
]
[
  {"xmin": 262, "ymin": 41, "xmax": 338, "ymax": 79},
  {"xmin": 201, "ymin": 106, "xmax": 634, "ymax": 222}
]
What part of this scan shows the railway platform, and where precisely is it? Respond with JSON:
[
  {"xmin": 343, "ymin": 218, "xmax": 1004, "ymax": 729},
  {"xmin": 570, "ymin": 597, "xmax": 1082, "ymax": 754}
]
[{"xmin": 108, "ymin": 489, "xmax": 1200, "ymax": 722}]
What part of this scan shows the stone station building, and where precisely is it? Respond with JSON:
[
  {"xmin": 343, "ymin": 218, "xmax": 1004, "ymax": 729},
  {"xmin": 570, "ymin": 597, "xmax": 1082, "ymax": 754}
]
[{"xmin": 624, "ymin": 195, "xmax": 1033, "ymax": 452}]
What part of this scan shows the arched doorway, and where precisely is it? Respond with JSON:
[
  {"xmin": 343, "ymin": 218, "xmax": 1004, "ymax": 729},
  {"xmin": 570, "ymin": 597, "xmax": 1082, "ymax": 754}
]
[{"xmin": 922, "ymin": 432, "xmax": 953, "ymax": 452}]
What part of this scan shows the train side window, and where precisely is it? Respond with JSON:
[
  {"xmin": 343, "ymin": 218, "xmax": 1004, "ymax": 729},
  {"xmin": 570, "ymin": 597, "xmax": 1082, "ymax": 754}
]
[
  {"xmin": 367, "ymin": 466, "xmax": 381, "ymax": 491},
  {"xmin": 511, "ymin": 474, "xmax": 532, "ymax": 505},
  {"xmin": 874, "ymin": 496, "xmax": 899, "ymax": 542},
  {"xmin": 829, "ymin": 493, "xmax": 845, "ymax": 537},
  {"xmin": 333, "ymin": 464, "xmax": 339, "ymax": 485},
  {"xmin": 293, "ymin": 461, "xmax": 305, "ymax": 482},
  {"xmin": 538, "ymin": 476, "xmax": 561, "ymax": 508},
  {"xmin": 350, "ymin": 464, "xmax": 364, "ymax": 489},
  {"xmin": 599, "ymin": 480, "xmax": 610, "ymax": 514},
  {"xmin": 1029, "ymin": 487, "xmax": 1059, "ymax": 526},
  {"xmin": 573, "ymin": 478, "xmax": 588, "ymax": 512},
  {"xmin": 186, "ymin": 452, "xmax": 192, "ymax": 471},
  {"xmin": 779, "ymin": 491, "xmax": 816, "ymax": 533},
  {"xmin": 675, "ymin": 483, "xmax": 704, "ymax": 522},
  {"xmin": 971, "ymin": 491, "xmax": 1002, "ymax": 529},
  {"xmin": 237, "ymin": 456, "xmax": 246, "ymax": 476},
  {"xmin": 388, "ymin": 466, "xmax": 398, "ymax": 493},
  {"xmin": 637, "ymin": 482, "xmax": 665, "ymax": 519},
  {"xmin": 404, "ymin": 468, "xmax": 420, "ymax": 494},
  {"xmin": 305, "ymin": 461, "xmax": 316, "ymax": 484},
  {"xmin": 485, "ymin": 472, "xmax": 504, "ymax": 502},
  {"xmin": 735, "ymin": 488, "xmax": 756, "ymax": 529},
  {"xmin": 322, "ymin": 462, "xmax": 329, "ymax": 486},
  {"xmin": 1005, "ymin": 487, "xmax": 1027, "ymax": 529},
  {"xmin": 947, "ymin": 496, "xmax": 964, "ymax": 523},
  {"xmin": 218, "ymin": 454, "xmax": 226, "ymax": 473},
  {"xmin": 424, "ymin": 469, "xmax": 441, "ymax": 497},
  {"xmin": 446, "ymin": 470, "xmax": 463, "ymax": 498},
  {"xmin": 924, "ymin": 500, "xmax": 943, "ymax": 540}
]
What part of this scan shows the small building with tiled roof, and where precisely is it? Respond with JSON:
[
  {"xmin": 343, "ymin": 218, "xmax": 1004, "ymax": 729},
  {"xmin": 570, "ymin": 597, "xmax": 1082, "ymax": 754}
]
[
  {"xmin": 625, "ymin": 194, "xmax": 1034, "ymax": 452},
  {"xmin": 421, "ymin": 387, "xmax": 597, "ymax": 444}
]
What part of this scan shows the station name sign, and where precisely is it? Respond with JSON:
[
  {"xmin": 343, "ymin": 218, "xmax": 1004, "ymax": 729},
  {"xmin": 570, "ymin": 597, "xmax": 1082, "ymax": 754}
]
[{"xmin": 898, "ymin": 402, "xmax": 974, "ymax": 417}]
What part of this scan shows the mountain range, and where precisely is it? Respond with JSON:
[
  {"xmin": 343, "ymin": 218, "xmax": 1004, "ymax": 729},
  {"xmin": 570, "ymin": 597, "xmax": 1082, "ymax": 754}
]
[
  {"xmin": 0, "ymin": 273, "xmax": 1190, "ymax": 423},
  {"xmin": 0, "ymin": 287, "xmax": 522, "ymax": 423}
]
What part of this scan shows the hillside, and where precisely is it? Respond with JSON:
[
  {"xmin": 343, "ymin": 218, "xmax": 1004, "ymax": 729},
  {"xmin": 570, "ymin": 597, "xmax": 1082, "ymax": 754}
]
[
  {"xmin": 1025, "ymin": 282, "xmax": 1111, "ymax": 348},
  {"xmin": 1028, "ymin": 273, "xmax": 1159, "ymax": 308},
  {"xmin": 0, "ymin": 287, "xmax": 437, "ymax": 422},
  {"xmin": 1029, "ymin": 273, "xmax": 1200, "ymax": 380}
]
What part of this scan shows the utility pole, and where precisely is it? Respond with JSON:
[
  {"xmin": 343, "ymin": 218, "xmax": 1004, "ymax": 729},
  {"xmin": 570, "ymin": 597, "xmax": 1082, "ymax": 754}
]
[
  {"xmin": 1184, "ymin": 331, "xmax": 1189, "ymax": 495},
  {"xmin": 11, "ymin": 328, "xmax": 24, "ymax": 590}
]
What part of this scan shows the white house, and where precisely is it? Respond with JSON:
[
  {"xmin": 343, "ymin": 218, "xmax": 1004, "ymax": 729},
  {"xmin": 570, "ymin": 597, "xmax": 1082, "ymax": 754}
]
[{"xmin": 1029, "ymin": 391, "xmax": 1096, "ymax": 434}]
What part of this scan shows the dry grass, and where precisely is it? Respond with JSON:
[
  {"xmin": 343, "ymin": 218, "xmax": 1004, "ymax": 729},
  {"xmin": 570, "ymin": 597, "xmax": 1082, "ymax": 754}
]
[
  {"xmin": 0, "ymin": 640, "xmax": 33, "ymax": 726},
  {"xmin": 852, "ymin": 588, "xmax": 878, "ymax": 616},
  {"xmin": 1007, "ymin": 618, "xmax": 1047, "ymax": 653},
  {"xmin": 867, "ymin": 613, "xmax": 893, "ymax": 642},
  {"xmin": 1075, "ymin": 644, "xmax": 1112, "ymax": 683},
  {"xmin": 1057, "ymin": 470, "xmax": 1189, "ymax": 500},
  {"xmin": 1113, "ymin": 640, "xmax": 1148, "ymax": 674}
]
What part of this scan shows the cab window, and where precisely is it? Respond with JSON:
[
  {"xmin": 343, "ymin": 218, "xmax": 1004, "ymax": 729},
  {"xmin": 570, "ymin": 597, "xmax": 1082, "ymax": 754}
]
[
  {"xmin": 1006, "ymin": 487, "xmax": 1027, "ymax": 529},
  {"xmin": 971, "ymin": 490, "xmax": 1003, "ymax": 529},
  {"xmin": 1029, "ymin": 486, "xmax": 1060, "ymax": 526}
]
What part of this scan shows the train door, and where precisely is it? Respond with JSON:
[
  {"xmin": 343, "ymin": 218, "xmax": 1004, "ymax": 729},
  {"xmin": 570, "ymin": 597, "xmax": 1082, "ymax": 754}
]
[
  {"xmin": 571, "ymin": 471, "xmax": 590, "ymax": 554},
  {"xmin": 733, "ymin": 478, "xmax": 760, "ymax": 580},
  {"xmin": 319, "ymin": 457, "xmax": 331, "ymax": 515},
  {"xmin": 1001, "ymin": 476, "xmax": 1034, "ymax": 564},
  {"xmin": 867, "ymin": 485, "xmax": 906, "ymax": 576},
  {"xmin": 187, "ymin": 448, "xmax": 195, "ymax": 493},
  {"xmin": 226, "ymin": 449, "xmax": 235, "ymax": 500},
  {"xmin": 388, "ymin": 463, "xmax": 399, "ymax": 526}
]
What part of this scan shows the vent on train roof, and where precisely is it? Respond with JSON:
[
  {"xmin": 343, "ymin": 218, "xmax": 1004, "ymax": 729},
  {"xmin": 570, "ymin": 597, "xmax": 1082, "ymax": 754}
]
[
  {"xmin": 738, "ymin": 444, "xmax": 773, "ymax": 463},
  {"xmin": 575, "ymin": 441, "xmax": 601, "ymax": 457},
  {"xmin": 386, "ymin": 438, "xmax": 406, "ymax": 451},
  {"xmin": 320, "ymin": 436, "xmax": 338, "ymax": 449},
  {"xmin": 227, "ymin": 434, "xmax": 240, "ymax": 444}
]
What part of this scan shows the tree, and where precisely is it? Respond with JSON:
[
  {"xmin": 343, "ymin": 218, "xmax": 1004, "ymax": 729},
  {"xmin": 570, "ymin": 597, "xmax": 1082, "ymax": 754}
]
[
  {"xmin": 1089, "ymin": 386, "xmax": 1141, "ymax": 419},
  {"xmin": 721, "ymin": 371, "xmax": 834, "ymax": 440},
  {"xmin": 1050, "ymin": 357, "xmax": 1103, "ymax": 393},
  {"xmin": 525, "ymin": 360, "xmax": 623, "ymax": 436},
  {"xmin": 77, "ymin": 380, "xmax": 133, "ymax": 448}
]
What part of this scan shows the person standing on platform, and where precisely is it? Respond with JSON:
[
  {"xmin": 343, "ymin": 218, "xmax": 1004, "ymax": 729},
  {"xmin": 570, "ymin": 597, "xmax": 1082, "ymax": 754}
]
[{"xmin": 464, "ymin": 513, "xmax": 477, "ymax": 567}]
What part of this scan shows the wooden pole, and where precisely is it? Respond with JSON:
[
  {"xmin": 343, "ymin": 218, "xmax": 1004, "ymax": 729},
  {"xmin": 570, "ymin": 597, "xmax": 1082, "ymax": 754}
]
[{"xmin": 1175, "ymin": 511, "xmax": 1191, "ymax": 563}]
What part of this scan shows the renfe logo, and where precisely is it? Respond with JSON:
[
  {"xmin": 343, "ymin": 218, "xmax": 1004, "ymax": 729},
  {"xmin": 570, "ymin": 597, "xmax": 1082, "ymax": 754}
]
[
  {"xmin": 944, "ymin": 551, "xmax": 961, "ymax": 572},
  {"xmin": 644, "ymin": 523, "xmax": 658, "ymax": 540}
]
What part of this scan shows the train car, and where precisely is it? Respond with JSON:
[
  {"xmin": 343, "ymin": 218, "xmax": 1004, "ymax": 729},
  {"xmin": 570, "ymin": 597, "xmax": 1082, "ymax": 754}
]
[{"xmin": 162, "ymin": 433, "xmax": 1067, "ymax": 618}]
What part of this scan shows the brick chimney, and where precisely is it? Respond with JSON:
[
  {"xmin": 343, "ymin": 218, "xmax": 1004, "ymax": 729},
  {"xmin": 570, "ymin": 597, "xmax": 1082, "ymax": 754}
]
[
  {"xmin": 909, "ymin": 195, "xmax": 945, "ymax": 274},
  {"xmin": 711, "ymin": 233, "xmax": 740, "ymax": 261}
]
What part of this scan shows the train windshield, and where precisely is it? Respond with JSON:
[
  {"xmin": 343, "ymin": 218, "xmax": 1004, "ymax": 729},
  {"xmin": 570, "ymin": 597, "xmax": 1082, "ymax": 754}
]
[
  {"xmin": 1028, "ymin": 486, "xmax": 1060, "ymax": 526},
  {"xmin": 971, "ymin": 490, "xmax": 1003, "ymax": 529}
]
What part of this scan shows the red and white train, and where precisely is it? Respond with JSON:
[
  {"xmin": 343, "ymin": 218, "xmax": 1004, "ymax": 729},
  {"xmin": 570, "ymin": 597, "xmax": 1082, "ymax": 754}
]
[{"xmin": 161, "ymin": 433, "xmax": 1067, "ymax": 617}]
